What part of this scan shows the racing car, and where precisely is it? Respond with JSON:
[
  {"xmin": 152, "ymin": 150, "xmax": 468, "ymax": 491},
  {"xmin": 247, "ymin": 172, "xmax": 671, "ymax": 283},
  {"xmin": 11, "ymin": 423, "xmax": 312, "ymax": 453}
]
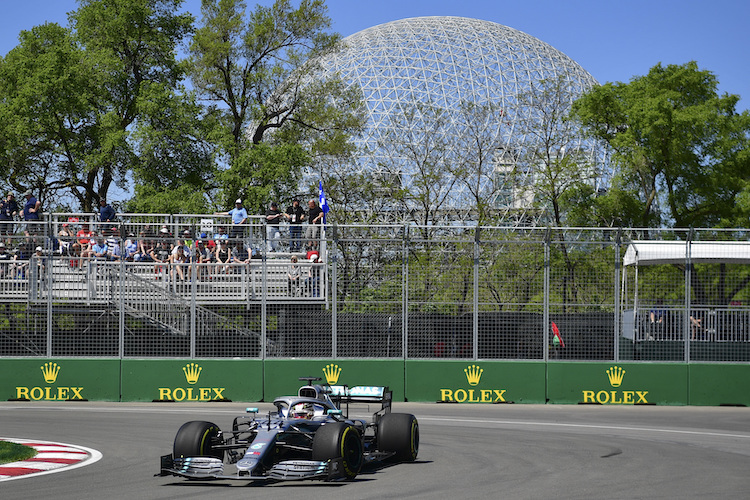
[{"xmin": 158, "ymin": 377, "xmax": 419, "ymax": 482}]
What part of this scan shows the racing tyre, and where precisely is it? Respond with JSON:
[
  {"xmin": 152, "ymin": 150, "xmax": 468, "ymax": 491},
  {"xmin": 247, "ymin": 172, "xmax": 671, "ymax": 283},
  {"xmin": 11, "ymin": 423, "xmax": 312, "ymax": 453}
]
[
  {"xmin": 377, "ymin": 413, "xmax": 419, "ymax": 462},
  {"xmin": 311, "ymin": 422, "xmax": 363, "ymax": 480},
  {"xmin": 173, "ymin": 420, "xmax": 224, "ymax": 460}
]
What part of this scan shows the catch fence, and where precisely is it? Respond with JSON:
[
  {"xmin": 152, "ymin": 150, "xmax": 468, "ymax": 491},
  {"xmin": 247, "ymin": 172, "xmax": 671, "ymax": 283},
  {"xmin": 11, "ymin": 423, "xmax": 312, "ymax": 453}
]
[{"xmin": 1, "ymin": 217, "xmax": 749, "ymax": 362}]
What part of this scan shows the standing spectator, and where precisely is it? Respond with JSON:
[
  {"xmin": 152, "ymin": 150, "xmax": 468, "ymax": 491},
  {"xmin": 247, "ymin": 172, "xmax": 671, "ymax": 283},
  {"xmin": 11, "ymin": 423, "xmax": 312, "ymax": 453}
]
[
  {"xmin": 0, "ymin": 242, "xmax": 11, "ymax": 277},
  {"xmin": 284, "ymin": 199, "xmax": 305, "ymax": 252},
  {"xmin": 21, "ymin": 190, "xmax": 41, "ymax": 234},
  {"xmin": 106, "ymin": 236, "xmax": 121, "ymax": 261},
  {"xmin": 99, "ymin": 199, "xmax": 116, "ymax": 235},
  {"xmin": 0, "ymin": 192, "xmax": 19, "ymax": 242},
  {"xmin": 305, "ymin": 199, "xmax": 324, "ymax": 251},
  {"xmin": 265, "ymin": 202, "xmax": 283, "ymax": 252},
  {"xmin": 216, "ymin": 199, "xmax": 247, "ymax": 241},
  {"xmin": 305, "ymin": 254, "xmax": 322, "ymax": 297}
]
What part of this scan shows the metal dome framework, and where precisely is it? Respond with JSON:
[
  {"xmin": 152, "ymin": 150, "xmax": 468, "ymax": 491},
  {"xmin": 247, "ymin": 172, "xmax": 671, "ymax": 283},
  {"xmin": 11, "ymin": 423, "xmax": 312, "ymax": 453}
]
[{"xmin": 314, "ymin": 16, "xmax": 606, "ymax": 225}]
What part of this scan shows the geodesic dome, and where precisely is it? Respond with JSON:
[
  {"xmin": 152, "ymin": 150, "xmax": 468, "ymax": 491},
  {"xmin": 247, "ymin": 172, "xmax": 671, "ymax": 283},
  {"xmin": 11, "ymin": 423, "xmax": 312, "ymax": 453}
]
[{"xmin": 316, "ymin": 16, "xmax": 604, "ymax": 221}]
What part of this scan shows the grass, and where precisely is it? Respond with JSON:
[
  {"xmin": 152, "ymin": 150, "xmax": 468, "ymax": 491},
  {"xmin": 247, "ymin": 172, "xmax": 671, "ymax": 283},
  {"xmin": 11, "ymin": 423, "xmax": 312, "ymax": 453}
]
[{"xmin": 0, "ymin": 441, "xmax": 37, "ymax": 464}]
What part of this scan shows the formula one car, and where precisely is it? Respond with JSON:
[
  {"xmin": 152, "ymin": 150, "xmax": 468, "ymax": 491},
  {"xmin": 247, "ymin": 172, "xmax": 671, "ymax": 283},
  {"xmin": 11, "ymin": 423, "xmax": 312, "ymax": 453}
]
[{"xmin": 158, "ymin": 377, "xmax": 418, "ymax": 482}]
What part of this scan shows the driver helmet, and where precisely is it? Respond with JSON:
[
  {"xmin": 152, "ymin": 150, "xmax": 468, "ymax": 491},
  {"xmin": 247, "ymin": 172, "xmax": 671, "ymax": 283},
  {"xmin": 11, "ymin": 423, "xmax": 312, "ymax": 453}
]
[{"xmin": 291, "ymin": 402, "xmax": 314, "ymax": 419}]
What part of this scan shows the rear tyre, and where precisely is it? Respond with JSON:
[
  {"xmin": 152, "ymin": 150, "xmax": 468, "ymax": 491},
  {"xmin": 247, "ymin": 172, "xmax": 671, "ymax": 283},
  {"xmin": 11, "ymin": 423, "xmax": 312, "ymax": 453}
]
[
  {"xmin": 312, "ymin": 422, "xmax": 363, "ymax": 479},
  {"xmin": 377, "ymin": 413, "xmax": 419, "ymax": 462},
  {"xmin": 173, "ymin": 420, "xmax": 224, "ymax": 461}
]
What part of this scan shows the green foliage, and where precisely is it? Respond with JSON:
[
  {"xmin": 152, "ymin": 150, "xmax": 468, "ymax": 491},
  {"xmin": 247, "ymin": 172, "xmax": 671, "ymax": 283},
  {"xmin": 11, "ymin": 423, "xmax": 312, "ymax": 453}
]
[
  {"xmin": 0, "ymin": 441, "xmax": 36, "ymax": 465},
  {"xmin": 572, "ymin": 61, "xmax": 750, "ymax": 228}
]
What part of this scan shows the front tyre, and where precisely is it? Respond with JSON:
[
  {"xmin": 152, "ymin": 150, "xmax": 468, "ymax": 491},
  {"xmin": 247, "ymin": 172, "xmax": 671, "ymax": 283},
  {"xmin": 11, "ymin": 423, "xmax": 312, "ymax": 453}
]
[
  {"xmin": 377, "ymin": 413, "xmax": 419, "ymax": 462},
  {"xmin": 312, "ymin": 422, "xmax": 363, "ymax": 479},
  {"xmin": 173, "ymin": 420, "xmax": 224, "ymax": 461}
]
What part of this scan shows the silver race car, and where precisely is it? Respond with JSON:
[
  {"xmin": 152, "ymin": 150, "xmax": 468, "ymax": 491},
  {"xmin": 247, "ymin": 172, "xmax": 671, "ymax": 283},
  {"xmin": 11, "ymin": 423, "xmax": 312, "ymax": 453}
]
[{"xmin": 158, "ymin": 377, "xmax": 419, "ymax": 482}]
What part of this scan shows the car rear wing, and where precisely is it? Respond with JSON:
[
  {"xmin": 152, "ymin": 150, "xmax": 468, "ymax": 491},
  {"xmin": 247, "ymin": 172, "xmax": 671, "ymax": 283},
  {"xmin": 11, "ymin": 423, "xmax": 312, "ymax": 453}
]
[{"xmin": 327, "ymin": 385, "xmax": 392, "ymax": 416}]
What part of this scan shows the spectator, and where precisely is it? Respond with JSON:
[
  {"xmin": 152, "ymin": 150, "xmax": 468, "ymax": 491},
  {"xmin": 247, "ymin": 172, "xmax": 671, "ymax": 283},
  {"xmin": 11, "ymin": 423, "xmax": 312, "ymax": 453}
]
[
  {"xmin": 57, "ymin": 223, "xmax": 74, "ymax": 255},
  {"xmin": 170, "ymin": 241, "xmax": 190, "ymax": 281},
  {"xmin": 124, "ymin": 233, "xmax": 138, "ymax": 261},
  {"xmin": 265, "ymin": 202, "xmax": 283, "ymax": 252},
  {"xmin": 287, "ymin": 255, "xmax": 301, "ymax": 296},
  {"xmin": 215, "ymin": 239, "xmax": 232, "ymax": 274},
  {"xmin": 216, "ymin": 199, "xmax": 247, "ymax": 241},
  {"xmin": 305, "ymin": 199, "xmax": 324, "ymax": 251},
  {"xmin": 78, "ymin": 230, "xmax": 97, "ymax": 270},
  {"xmin": 106, "ymin": 236, "xmax": 121, "ymax": 261},
  {"xmin": 21, "ymin": 190, "xmax": 41, "ymax": 234},
  {"xmin": 0, "ymin": 192, "xmax": 19, "ymax": 242},
  {"xmin": 232, "ymin": 242, "xmax": 251, "ymax": 270},
  {"xmin": 91, "ymin": 236, "xmax": 109, "ymax": 261},
  {"xmin": 149, "ymin": 239, "xmax": 172, "ymax": 279},
  {"xmin": 190, "ymin": 239, "xmax": 212, "ymax": 280},
  {"xmin": 306, "ymin": 254, "xmax": 322, "ymax": 297},
  {"xmin": 0, "ymin": 242, "xmax": 11, "ymax": 277},
  {"xmin": 136, "ymin": 232, "xmax": 154, "ymax": 262},
  {"xmin": 99, "ymin": 199, "xmax": 116, "ymax": 234},
  {"xmin": 284, "ymin": 198, "xmax": 305, "ymax": 252}
]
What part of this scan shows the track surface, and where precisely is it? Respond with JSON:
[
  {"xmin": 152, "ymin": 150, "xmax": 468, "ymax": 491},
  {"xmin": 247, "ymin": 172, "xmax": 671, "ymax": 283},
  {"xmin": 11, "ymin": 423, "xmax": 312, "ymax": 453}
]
[{"xmin": 1, "ymin": 402, "xmax": 749, "ymax": 499}]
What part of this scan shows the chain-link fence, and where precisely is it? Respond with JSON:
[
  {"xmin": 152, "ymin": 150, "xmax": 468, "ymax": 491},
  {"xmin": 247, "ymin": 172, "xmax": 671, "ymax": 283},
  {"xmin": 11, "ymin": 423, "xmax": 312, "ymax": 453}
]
[{"xmin": 1, "ymin": 218, "xmax": 749, "ymax": 362}]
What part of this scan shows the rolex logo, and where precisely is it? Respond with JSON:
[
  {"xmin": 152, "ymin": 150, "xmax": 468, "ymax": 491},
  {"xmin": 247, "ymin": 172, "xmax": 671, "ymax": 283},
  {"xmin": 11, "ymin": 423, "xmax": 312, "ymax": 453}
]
[
  {"xmin": 606, "ymin": 366, "xmax": 625, "ymax": 387},
  {"xmin": 322, "ymin": 364, "xmax": 342, "ymax": 385},
  {"xmin": 41, "ymin": 362, "xmax": 61, "ymax": 384},
  {"xmin": 464, "ymin": 364, "xmax": 483, "ymax": 386},
  {"xmin": 182, "ymin": 363, "xmax": 202, "ymax": 385}
]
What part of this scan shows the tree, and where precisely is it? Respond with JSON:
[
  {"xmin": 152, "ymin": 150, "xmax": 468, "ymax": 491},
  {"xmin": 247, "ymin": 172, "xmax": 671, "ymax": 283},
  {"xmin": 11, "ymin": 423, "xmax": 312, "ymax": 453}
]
[
  {"xmin": 0, "ymin": 0, "xmax": 194, "ymax": 211},
  {"xmin": 188, "ymin": 0, "xmax": 363, "ymax": 213},
  {"xmin": 572, "ymin": 61, "xmax": 750, "ymax": 228}
]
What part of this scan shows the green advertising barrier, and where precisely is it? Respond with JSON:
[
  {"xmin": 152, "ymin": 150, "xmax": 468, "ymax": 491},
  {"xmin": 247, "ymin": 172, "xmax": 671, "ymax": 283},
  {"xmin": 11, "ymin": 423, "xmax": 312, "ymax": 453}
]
[
  {"xmin": 0, "ymin": 358, "xmax": 120, "ymax": 401},
  {"xmin": 121, "ymin": 359, "xmax": 262, "ymax": 402},
  {"xmin": 688, "ymin": 364, "xmax": 750, "ymax": 406},
  {"xmin": 263, "ymin": 359, "xmax": 405, "ymax": 402},
  {"xmin": 405, "ymin": 360, "xmax": 546, "ymax": 403},
  {"xmin": 547, "ymin": 362, "xmax": 689, "ymax": 405}
]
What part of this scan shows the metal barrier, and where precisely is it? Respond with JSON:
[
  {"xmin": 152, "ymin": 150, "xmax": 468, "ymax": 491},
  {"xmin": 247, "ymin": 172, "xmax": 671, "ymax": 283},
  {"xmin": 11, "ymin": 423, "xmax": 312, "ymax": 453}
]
[{"xmin": 1, "ymin": 220, "xmax": 750, "ymax": 362}]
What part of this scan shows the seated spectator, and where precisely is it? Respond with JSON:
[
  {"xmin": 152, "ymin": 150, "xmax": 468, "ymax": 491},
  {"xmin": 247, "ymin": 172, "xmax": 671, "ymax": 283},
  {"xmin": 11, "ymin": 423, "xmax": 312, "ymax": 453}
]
[
  {"xmin": 149, "ymin": 240, "xmax": 172, "ymax": 279},
  {"xmin": 136, "ymin": 232, "xmax": 154, "ymax": 262},
  {"xmin": 124, "ymin": 233, "xmax": 138, "ymax": 261},
  {"xmin": 190, "ymin": 239, "xmax": 212, "ymax": 279},
  {"xmin": 214, "ymin": 239, "xmax": 232, "ymax": 275},
  {"xmin": 170, "ymin": 241, "xmax": 190, "ymax": 281},
  {"xmin": 91, "ymin": 237, "xmax": 109, "ymax": 260},
  {"xmin": 106, "ymin": 237, "xmax": 121, "ymax": 261},
  {"xmin": 57, "ymin": 223, "xmax": 74, "ymax": 255},
  {"xmin": 287, "ymin": 255, "xmax": 301, "ymax": 296}
]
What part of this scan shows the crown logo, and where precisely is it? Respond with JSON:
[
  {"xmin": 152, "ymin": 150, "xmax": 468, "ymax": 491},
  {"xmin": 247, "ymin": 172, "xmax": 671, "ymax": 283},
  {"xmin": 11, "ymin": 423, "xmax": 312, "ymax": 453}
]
[
  {"xmin": 41, "ymin": 362, "xmax": 61, "ymax": 384},
  {"xmin": 606, "ymin": 366, "xmax": 625, "ymax": 387},
  {"xmin": 464, "ymin": 364, "xmax": 483, "ymax": 386},
  {"xmin": 322, "ymin": 364, "xmax": 342, "ymax": 385},
  {"xmin": 182, "ymin": 363, "xmax": 202, "ymax": 385}
]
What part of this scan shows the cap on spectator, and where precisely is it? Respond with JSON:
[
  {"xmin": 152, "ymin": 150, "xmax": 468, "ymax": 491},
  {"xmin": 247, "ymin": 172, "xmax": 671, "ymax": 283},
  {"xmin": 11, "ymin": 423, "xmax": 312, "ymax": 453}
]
[
  {"xmin": 183, "ymin": 229, "xmax": 191, "ymax": 236},
  {"xmin": 62, "ymin": 223, "xmax": 69, "ymax": 227},
  {"xmin": 271, "ymin": 201, "xmax": 277, "ymax": 207},
  {"xmin": 7, "ymin": 192, "xmax": 13, "ymax": 197},
  {"xmin": 235, "ymin": 199, "xmax": 242, "ymax": 204},
  {"xmin": 0, "ymin": 242, "xmax": 5, "ymax": 248},
  {"xmin": 23, "ymin": 190, "xmax": 32, "ymax": 197},
  {"xmin": 35, "ymin": 246, "xmax": 42, "ymax": 251},
  {"xmin": 160, "ymin": 227, "xmax": 169, "ymax": 234},
  {"xmin": 196, "ymin": 240, "xmax": 203, "ymax": 244}
]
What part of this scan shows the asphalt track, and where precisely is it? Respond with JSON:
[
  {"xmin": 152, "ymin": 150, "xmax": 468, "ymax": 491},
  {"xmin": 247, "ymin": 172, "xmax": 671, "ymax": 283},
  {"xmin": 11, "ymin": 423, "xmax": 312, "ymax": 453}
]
[{"xmin": 1, "ymin": 402, "xmax": 749, "ymax": 499}]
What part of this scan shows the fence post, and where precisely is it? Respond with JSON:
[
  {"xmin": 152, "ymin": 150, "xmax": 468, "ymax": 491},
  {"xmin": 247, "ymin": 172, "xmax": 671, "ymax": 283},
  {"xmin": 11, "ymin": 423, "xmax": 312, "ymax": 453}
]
[
  {"xmin": 473, "ymin": 226, "xmax": 480, "ymax": 360},
  {"xmin": 543, "ymin": 228, "xmax": 551, "ymax": 362},
  {"xmin": 402, "ymin": 224, "xmax": 409, "ymax": 360},
  {"xmin": 614, "ymin": 228, "xmax": 621, "ymax": 362},
  {"xmin": 331, "ymin": 224, "xmax": 338, "ymax": 358}
]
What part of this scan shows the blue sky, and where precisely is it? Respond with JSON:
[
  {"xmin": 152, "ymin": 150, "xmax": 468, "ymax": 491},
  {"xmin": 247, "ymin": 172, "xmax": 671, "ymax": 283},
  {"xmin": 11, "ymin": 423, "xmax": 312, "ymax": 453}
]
[{"xmin": 1, "ymin": 0, "xmax": 748, "ymax": 111}]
